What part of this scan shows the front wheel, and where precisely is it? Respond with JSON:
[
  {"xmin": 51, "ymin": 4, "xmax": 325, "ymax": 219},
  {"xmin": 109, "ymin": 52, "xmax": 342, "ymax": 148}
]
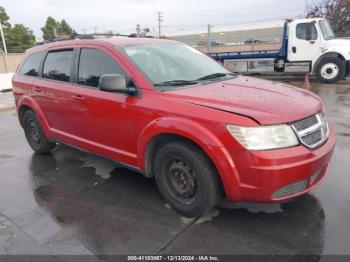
[
  {"xmin": 153, "ymin": 141, "xmax": 222, "ymax": 217},
  {"xmin": 315, "ymin": 57, "xmax": 346, "ymax": 84}
]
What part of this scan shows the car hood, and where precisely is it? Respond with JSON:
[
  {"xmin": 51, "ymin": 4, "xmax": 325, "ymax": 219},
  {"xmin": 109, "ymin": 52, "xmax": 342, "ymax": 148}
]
[
  {"xmin": 325, "ymin": 38, "xmax": 350, "ymax": 48},
  {"xmin": 165, "ymin": 76, "xmax": 322, "ymax": 125}
]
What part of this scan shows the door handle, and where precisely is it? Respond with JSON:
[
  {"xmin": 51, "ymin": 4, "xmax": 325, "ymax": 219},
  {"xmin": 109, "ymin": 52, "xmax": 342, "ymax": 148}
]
[
  {"xmin": 292, "ymin": 46, "xmax": 297, "ymax": 53},
  {"xmin": 72, "ymin": 95, "xmax": 85, "ymax": 101},
  {"xmin": 33, "ymin": 86, "xmax": 43, "ymax": 92}
]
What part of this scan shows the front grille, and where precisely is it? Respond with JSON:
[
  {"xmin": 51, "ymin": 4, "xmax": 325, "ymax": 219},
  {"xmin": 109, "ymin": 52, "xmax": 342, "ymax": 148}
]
[
  {"xmin": 302, "ymin": 129, "xmax": 322, "ymax": 146},
  {"xmin": 291, "ymin": 113, "xmax": 329, "ymax": 148},
  {"xmin": 272, "ymin": 179, "xmax": 307, "ymax": 199},
  {"xmin": 293, "ymin": 115, "xmax": 318, "ymax": 131}
]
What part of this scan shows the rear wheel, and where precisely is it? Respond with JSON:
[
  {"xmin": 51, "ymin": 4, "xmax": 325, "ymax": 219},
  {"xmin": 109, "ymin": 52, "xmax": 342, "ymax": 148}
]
[
  {"xmin": 315, "ymin": 57, "xmax": 346, "ymax": 83},
  {"xmin": 23, "ymin": 110, "xmax": 56, "ymax": 154},
  {"xmin": 153, "ymin": 141, "xmax": 222, "ymax": 217}
]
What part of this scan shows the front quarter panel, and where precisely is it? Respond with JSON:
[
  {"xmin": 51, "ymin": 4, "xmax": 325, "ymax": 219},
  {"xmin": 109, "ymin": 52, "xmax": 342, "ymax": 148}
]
[
  {"xmin": 313, "ymin": 48, "xmax": 350, "ymax": 71},
  {"xmin": 137, "ymin": 116, "xmax": 244, "ymax": 201}
]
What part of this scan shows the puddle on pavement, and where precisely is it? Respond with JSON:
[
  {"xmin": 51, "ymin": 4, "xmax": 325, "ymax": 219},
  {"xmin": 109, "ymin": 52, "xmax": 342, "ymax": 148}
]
[
  {"xmin": 218, "ymin": 198, "xmax": 283, "ymax": 214},
  {"xmin": 79, "ymin": 155, "xmax": 117, "ymax": 180},
  {"xmin": 26, "ymin": 147, "xmax": 327, "ymax": 255},
  {"xmin": 0, "ymin": 154, "xmax": 13, "ymax": 160}
]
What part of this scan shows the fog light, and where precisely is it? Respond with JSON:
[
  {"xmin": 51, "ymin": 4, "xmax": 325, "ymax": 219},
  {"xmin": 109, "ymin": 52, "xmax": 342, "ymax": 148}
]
[{"xmin": 310, "ymin": 171, "xmax": 320, "ymax": 185}]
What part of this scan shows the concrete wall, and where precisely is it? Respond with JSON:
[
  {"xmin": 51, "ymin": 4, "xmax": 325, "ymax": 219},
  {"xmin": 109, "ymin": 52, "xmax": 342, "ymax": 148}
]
[{"xmin": 0, "ymin": 53, "xmax": 24, "ymax": 73}]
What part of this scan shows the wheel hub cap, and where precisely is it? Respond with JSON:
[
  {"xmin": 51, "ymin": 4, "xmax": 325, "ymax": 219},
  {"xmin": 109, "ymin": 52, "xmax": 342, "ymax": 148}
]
[
  {"xmin": 321, "ymin": 63, "xmax": 339, "ymax": 80},
  {"xmin": 167, "ymin": 160, "xmax": 197, "ymax": 202},
  {"xmin": 28, "ymin": 119, "xmax": 40, "ymax": 143}
]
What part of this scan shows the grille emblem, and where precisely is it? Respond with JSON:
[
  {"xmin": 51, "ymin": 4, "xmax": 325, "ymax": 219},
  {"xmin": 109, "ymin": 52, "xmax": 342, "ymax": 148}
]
[{"xmin": 291, "ymin": 113, "xmax": 329, "ymax": 149}]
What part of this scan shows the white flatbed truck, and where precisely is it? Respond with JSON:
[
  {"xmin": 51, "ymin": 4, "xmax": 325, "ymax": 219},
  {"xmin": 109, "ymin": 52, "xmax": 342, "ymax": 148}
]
[{"xmin": 208, "ymin": 18, "xmax": 350, "ymax": 83}]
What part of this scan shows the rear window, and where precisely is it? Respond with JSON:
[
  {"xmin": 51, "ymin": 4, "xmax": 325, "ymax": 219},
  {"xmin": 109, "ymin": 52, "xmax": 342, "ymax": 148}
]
[
  {"xmin": 19, "ymin": 52, "xmax": 44, "ymax": 77},
  {"xmin": 43, "ymin": 50, "xmax": 74, "ymax": 82}
]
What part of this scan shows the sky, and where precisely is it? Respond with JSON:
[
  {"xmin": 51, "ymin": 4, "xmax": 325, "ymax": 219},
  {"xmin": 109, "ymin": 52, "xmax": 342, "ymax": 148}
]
[{"xmin": 1, "ymin": 0, "xmax": 310, "ymax": 38}]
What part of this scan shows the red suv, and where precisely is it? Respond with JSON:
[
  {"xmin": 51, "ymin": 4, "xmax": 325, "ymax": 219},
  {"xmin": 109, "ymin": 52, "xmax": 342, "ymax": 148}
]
[{"xmin": 12, "ymin": 36, "xmax": 336, "ymax": 217}]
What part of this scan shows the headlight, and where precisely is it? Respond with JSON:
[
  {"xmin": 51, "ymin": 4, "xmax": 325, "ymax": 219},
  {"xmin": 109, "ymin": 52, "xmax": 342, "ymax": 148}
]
[{"xmin": 226, "ymin": 124, "xmax": 299, "ymax": 150}]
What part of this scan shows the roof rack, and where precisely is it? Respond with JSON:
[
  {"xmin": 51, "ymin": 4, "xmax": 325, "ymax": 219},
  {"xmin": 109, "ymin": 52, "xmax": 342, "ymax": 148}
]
[{"xmin": 35, "ymin": 33, "xmax": 153, "ymax": 45}]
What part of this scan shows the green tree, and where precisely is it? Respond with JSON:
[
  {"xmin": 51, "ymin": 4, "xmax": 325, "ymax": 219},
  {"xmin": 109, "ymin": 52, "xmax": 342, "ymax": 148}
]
[
  {"xmin": 41, "ymin": 17, "xmax": 74, "ymax": 40},
  {"xmin": 5, "ymin": 24, "xmax": 36, "ymax": 53},
  {"xmin": 307, "ymin": 0, "xmax": 350, "ymax": 37},
  {"xmin": 41, "ymin": 16, "xmax": 58, "ymax": 40},
  {"xmin": 58, "ymin": 19, "xmax": 73, "ymax": 35},
  {"xmin": 1, "ymin": 6, "xmax": 35, "ymax": 53},
  {"xmin": 0, "ymin": 6, "xmax": 10, "ymax": 28},
  {"xmin": 0, "ymin": 6, "xmax": 10, "ymax": 53}
]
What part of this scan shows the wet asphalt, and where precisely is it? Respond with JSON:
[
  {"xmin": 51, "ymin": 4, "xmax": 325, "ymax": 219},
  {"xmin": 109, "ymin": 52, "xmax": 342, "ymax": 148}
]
[{"xmin": 0, "ymin": 77, "xmax": 349, "ymax": 260}]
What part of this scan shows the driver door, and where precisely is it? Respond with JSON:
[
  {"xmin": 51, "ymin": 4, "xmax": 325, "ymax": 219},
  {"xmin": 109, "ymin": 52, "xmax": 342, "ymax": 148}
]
[
  {"xmin": 71, "ymin": 46, "xmax": 139, "ymax": 165},
  {"xmin": 288, "ymin": 21, "xmax": 321, "ymax": 62}
]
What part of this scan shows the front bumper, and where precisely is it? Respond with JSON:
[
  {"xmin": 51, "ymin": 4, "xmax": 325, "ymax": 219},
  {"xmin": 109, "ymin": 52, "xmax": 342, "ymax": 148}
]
[{"xmin": 226, "ymin": 127, "xmax": 336, "ymax": 202}]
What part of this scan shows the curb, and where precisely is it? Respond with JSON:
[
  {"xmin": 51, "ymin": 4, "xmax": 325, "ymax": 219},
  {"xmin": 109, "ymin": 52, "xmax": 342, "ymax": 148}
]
[
  {"xmin": 0, "ymin": 106, "xmax": 15, "ymax": 112},
  {"xmin": 0, "ymin": 89, "xmax": 12, "ymax": 93}
]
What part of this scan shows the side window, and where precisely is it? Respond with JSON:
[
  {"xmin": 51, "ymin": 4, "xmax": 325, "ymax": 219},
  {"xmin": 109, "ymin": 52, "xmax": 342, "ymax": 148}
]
[
  {"xmin": 43, "ymin": 50, "xmax": 73, "ymax": 82},
  {"xmin": 19, "ymin": 52, "xmax": 44, "ymax": 77},
  {"xmin": 78, "ymin": 48, "xmax": 131, "ymax": 88},
  {"xmin": 296, "ymin": 23, "xmax": 318, "ymax": 40}
]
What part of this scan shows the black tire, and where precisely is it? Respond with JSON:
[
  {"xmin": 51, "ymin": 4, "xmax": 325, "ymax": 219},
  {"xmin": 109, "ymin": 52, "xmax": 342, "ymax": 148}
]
[
  {"xmin": 154, "ymin": 141, "xmax": 222, "ymax": 217},
  {"xmin": 22, "ymin": 110, "xmax": 55, "ymax": 154},
  {"xmin": 315, "ymin": 57, "xmax": 346, "ymax": 84}
]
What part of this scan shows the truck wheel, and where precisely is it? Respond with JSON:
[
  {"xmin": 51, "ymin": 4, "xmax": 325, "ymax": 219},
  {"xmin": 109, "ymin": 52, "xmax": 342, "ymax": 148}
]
[
  {"xmin": 153, "ymin": 141, "xmax": 222, "ymax": 217},
  {"xmin": 316, "ymin": 57, "xmax": 346, "ymax": 83},
  {"xmin": 23, "ymin": 110, "xmax": 56, "ymax": 154}
]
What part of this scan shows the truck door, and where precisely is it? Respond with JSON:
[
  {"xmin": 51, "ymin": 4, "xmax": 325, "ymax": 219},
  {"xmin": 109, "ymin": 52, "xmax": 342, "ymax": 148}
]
[{"xmin": 288, "ymin": 21, "xmax": 321, "ymax": 62}]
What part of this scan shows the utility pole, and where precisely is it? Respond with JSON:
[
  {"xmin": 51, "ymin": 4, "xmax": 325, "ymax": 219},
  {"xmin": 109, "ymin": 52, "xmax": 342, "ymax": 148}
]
[
  {"xmin": 53, "ymin": 27, "xmax": 58, "ymax": 38},
  {"xmin": 304, "ymin": 0, "xmax": 309, "ymax": 16},
  {"xmin": 207, "ymin": 24, "xmax": 213, "ymax": 54},
  {"xmin": 136, "ymin": 24, "xmax": 141, "ymax": 36},
  {"xmin": 0, "ymin": 22, "xmax": 9, "ymax": 73},
  {"xmin": 157, "ymin": 11, "xmax": 163, "ymax": 38}
]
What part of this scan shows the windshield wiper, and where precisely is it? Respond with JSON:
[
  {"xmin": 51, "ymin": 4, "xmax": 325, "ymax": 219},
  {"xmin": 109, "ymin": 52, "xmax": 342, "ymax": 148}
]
[
  {"xmin": 196, "ymin": 73, "xmax": 234, "ymax": 81},
  {"xmin": 154, "ymin": 80, "xmax": 198, "ymax": 86}
]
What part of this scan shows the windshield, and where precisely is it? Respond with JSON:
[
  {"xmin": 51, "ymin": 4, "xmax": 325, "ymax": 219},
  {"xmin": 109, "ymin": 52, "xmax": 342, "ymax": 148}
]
[
  {"xmin": 121, "ymin": 42, "xmax": 233, "ymax": 90},
  {"xmin": 319, "ymin": 20, "xmax": 335, "ymax": 40}
]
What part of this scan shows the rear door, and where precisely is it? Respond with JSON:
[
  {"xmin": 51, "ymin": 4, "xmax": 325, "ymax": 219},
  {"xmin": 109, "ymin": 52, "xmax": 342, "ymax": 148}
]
[
  {"xmin": 13, "ymin": 52, "xmax": 45, "ymax": 105},
  {"xmin": 70, "ymin": 46, "xmax": 139, "ymax": 165},
  {"xmin": 33, "ymin": 48, "xmax": 81, "ymax": 139}
]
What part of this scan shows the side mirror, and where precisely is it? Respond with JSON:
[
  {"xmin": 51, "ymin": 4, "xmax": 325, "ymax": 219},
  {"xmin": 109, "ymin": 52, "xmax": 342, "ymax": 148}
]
[{"xmin": 99, "ymin": 74, "xmax": 137, "ymax": 95}]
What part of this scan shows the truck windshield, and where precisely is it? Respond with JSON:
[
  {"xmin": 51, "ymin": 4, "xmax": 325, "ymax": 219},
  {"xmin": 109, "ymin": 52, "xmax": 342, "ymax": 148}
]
[
  {"xmin": 319, "ymin": 20, "xmax": 335, "ymax": 40},
  {"xmin": 121, "ymin": 43, "xmax": 233, "ymax": 90}
]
